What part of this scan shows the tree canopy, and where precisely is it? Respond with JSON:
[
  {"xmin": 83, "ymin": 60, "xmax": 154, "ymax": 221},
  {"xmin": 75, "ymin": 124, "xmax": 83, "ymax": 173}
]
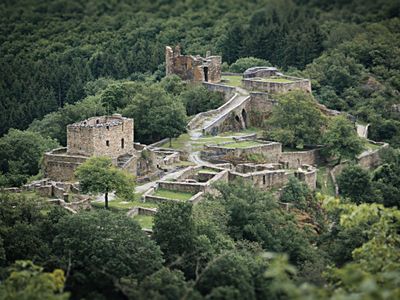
[
  {"xmin": 264, "ymin": 91, "xmax": 327, "ymax": 149},
  {"xmin": 75, "ymin": 156, "xmax": 135, "ymax": 209}
]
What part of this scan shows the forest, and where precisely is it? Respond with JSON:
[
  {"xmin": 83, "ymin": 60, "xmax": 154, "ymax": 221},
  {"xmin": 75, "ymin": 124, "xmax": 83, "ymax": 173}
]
[{"xmin": 0, "ymin": 0, "xmax": 399, "ymax": 299}]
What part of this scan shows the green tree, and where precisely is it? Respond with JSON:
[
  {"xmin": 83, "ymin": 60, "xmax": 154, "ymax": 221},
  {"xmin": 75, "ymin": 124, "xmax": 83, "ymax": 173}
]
[
  {"xmin": 337, "ymin": 165, "xmax": 375, "ymax": 204},
  {"xmin": 0, "ymin": 260, "xmax": 69, "ymax": 300},
  {"xmin": 52, "ymin": 210, "xmax": 163, "ymax": 299},
  {"xmin": 0, "ymin": 129, "xmax": 59, "ymax": 186},
  {"xmin": 264, "ymin": 91, "xmax": 327, "ymax": 149},
  {"xmin": 122, "ymin": 85, "xmax": 187, "ymax": 144},
  {"xmin": 75, "ymin": 156, "xmax": 135, "ymax": 209},
  {"xmin": 321, "ymin": 116, "xmax": 364, "ymax": 163},
  {"xmin": 179, "ymin": 85, "xmax": 224, "ymax": 116},
  {"xmin": 153, "ymin": 202, "xmax": 196, "ymax": 265},
  {"xmin": 229, "ymin": 57, "xmax": 271, "ymax": 73}
]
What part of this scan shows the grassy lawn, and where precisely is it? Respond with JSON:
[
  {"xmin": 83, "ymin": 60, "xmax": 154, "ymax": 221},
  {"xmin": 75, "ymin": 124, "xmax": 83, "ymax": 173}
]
[
  {"xmin": 221, "ymin": 75, "xmax": 243, "ymax": 87},
  {"xmin": 316, "ymin": 166, "xmax": 335, "ymax": 197},
  {"xmin": 162, "ymin": 128, "xmax": 264, "ymax": 151},
  {"xmin": 153, "ymin": 189, "xmax": 195, "ymax": 201},
  {"xmin": 92, "ymin": 196, "xmax": 158, "ymax": 211},
  {"xmin": 219, "ymin": 127, "xmax": 263, "ymax": 137},
  {"xmin": 133, "ymin": 215, "xmax": 154, "ymax": 229},
  {"xmin": 220, "ymin": 141, "xmax": 263, "ymax": 148}
]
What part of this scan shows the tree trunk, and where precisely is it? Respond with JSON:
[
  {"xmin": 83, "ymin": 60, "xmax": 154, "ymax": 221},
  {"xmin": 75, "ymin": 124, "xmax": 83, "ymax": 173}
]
[
  {"xmin": 104, "ymin": 192, "xmax": 109, "ymax": 209},
  {"xmin": 169, "ymin": 137, "xmax": 172, "ymax": 148}
]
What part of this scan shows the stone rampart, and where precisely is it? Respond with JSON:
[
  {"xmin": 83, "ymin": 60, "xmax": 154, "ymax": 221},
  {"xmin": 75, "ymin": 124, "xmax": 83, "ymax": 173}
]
[{"xmin": 242, "ymin": 77, "xmax": 311, "ymax": 93}]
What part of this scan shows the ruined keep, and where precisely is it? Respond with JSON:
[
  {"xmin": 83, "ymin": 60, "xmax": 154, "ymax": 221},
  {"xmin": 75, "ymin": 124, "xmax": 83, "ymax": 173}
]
[
  {"xmin": 44, "ymin": 114, "xmax": 137, "ymax": 181},
  {"xmin": 67, "ymin": 115, "xmax": 134, "ymax": 159},
  {"xmin": 165, "ymin": 45, "xmax": 221, "ymax": 83}
]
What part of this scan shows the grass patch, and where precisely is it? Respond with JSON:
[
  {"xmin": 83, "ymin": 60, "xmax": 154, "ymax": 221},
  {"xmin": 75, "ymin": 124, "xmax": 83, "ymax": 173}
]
[
  {"xmin": 198, "ymin": 168, "xmax": 219, "ymax": 174},
  {"xmin": 160, "ymin": 133, "xmax": 191, "ymax": 150},
  {"xmin": 153, "ymin": 189, "xmax": 195, "ymax": 201},
  {"xmin": 220, "ymin": 141, "xmax": 263, "ymax": 148},
  {"xmin": 133, "ymin": 215, "xmax": 154, "ymax": 229},
  {"xmin": 221, "ymin": 75, "xmax": 243, "ymax": 87},
  {"xmin": 92, "ymin": 195, "xmax": 158, "ymax": 211},
  {"xmin": 316, "ymin": 166, "xmax": 335, "ymax": 197},
  {"xmin": 365, "ymin": 141, "xmax": 381, "ymax": 151}
]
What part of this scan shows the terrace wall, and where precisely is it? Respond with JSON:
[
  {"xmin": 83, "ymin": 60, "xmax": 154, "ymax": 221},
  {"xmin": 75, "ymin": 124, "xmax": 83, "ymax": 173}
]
[{"xmin": 203, "ymin": 141, "xmax": 282, "ymax": 162}]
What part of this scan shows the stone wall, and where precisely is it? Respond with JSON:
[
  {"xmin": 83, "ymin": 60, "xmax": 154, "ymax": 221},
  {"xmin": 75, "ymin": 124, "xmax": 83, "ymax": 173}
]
[
  {"xmin": 202, "ymin": 141, "xmax": 282, "ymax": 162},
  {"xmin": 157, "ymin": 181, "xmax": 204, "ymax": 194},
  {"xmin": 246, "ymin": 92, "xmax": 277, "ymax": 127},
  {"xmin": 295, "ymin": 165, "xmax": 317, "ymax": 190},
  {"xmin": 165, "ymin": 46, "xmax": 221, "ymax": 83},
  {"xmin": 280, "ymin": 149, "xmax": 320, "ymax": 168},
  {"xmin": 43, "ymin": 148, "xmax": 88, "ymax": 181},
  {"xmin": 229, "ymin": 170, "xmax": 289, "ymax": 190},
  {"xmin": 242, "ymin": 77, "xmax": 312, "ymax": 94},
  {"xmin": 203, "ymin": 82, "xmax": 236, "ymax": 100}
]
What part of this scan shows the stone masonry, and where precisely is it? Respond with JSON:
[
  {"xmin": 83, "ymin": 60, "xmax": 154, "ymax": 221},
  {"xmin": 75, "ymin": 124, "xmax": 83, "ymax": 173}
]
[
  {"xmin": 67, "ymin": 114, "xmax": 134, "ymax": 159},
  {"xmin": 165, "ymin": 45, "xmax": 221, "ymax": 83}
]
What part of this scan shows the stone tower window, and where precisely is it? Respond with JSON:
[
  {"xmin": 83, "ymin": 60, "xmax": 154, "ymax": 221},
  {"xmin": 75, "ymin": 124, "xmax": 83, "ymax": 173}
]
[
  {"xmin": 96, "ymin": 119, "xmax": 99, "ymax": 124},
  {"xmin": 106, "ymin": 126, "xmax": 109, "ymax": 130},
  {"xmin": 106, "ymin": 140, "xmax": 110, "ymax": 147},
  {"xmin": 121, "ymin": 138, "xmax": 124, "ymax": 149}
]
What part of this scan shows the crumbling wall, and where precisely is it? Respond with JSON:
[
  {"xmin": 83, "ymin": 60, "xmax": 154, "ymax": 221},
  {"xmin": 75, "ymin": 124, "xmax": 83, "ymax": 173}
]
[
  {"xmin": 43, "ymin": 148, "xmax": 87, "ymax": 181},
  {"xmin": 165, "ymin": 45, "xmax": 221, "ymax": 83}
]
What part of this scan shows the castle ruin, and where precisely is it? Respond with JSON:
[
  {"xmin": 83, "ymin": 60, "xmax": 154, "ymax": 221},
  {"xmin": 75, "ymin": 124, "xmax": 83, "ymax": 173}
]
[{"xmin": 165, "ymin": 45, "xmax": 221, "ymax": 83}]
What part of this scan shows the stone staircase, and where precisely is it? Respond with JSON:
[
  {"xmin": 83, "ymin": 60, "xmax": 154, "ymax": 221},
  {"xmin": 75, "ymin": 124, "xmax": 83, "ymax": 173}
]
[{"xmin": 117, "ymin": 153, "xmax": 133, "ymax": 168}]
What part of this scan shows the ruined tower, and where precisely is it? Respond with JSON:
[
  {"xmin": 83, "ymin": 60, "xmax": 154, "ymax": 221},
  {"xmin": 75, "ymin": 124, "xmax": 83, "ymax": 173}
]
[{"xmin": 165, "ymin": 45, "xmax": 221, "ymax": 83}]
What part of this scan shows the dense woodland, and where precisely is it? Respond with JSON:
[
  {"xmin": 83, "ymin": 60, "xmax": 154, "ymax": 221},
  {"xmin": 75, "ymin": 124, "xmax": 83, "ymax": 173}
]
[{"xmin": 1, "ymin": 0, "xmax": 400, "ymax": 299}]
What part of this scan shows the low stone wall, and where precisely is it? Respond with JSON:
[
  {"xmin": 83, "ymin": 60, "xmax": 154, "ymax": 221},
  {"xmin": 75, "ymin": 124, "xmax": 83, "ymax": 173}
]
[
  {"xmin": 242, "ymin": 77, "xmax": 311, "ymax": 94},
  {"xmin": 43, "ymin": 148, "xmax": 88, "ymax": 182},
  {"xmin": 203, "ymin": 141, "xmax": 282, "ymax": 162},
  {"xmin": 330, "ymin": 142, "xmax": 388, "ymax": 195},
  {"xmin": 189, "ymin": 192, "xmax": 204, "ymax": 205},
  {"xmin": 157, "ymin": 181, "xmax": 204, "ymax": 194},
  {"xmin": 295, "ymin": 165, "xmax": 317, "ymax": 190},
  {"xmin": 203, "ymin": 82, "xmax": 236, "ymax": 100},
  {"xmin": 229, "ymin": 169, "xmax": 289, "ymax": 190},
  {"xmin": 280, "ymin": 149, "xmax": 320, "ymax": 168},
  {"xmin": 127, "ymin": 206, "xmax": 157, "ymax": 217}
]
